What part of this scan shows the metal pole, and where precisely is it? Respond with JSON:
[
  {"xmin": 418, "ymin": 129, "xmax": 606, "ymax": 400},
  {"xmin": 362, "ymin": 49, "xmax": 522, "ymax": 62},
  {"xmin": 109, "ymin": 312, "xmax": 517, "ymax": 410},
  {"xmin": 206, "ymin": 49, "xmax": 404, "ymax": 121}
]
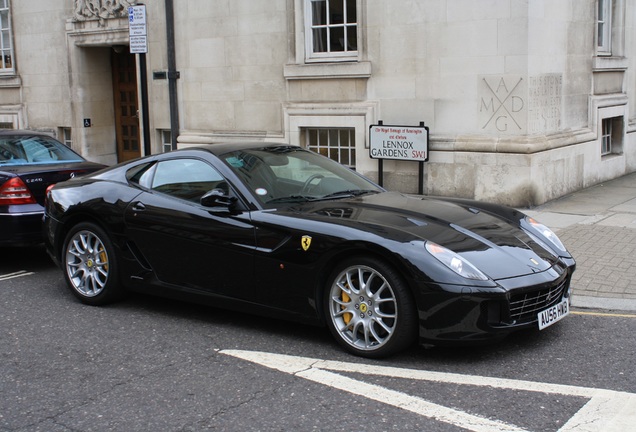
[
  {"xmin": 418, "ymin": 121, "xmax": 425, "ymax": 195},
  {"xmin": 165, "ymin": 0, "xmax": 179, "ymax": 150},
  {"xmin": 138, "ymin": 53, "xmax": 151, "ymax": 156},
  {"xmin": 377, "ymin": 120, "xmax": 383, "ymax": 187}
]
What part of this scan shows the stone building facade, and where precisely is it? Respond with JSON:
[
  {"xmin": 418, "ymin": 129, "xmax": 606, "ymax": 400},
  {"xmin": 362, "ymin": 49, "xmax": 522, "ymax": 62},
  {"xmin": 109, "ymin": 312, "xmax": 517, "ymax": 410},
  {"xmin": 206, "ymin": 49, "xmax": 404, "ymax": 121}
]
[{"xmin": 1, "ymin": 0, "xmax": 635, "ymax": 206}]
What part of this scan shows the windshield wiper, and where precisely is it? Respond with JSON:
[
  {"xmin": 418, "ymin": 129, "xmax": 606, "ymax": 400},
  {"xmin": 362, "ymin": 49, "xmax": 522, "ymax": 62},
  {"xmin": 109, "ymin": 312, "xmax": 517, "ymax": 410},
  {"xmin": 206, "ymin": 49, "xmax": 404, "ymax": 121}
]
[
  {"xmin": 266, "ymin": 195, "xmax": 317, "ymax": 204},
  {"xmin": 321, "ymin": 189, "xmax": 380, "ymax": 199},
  {"xmin": 267, "ymin": 190, "xmax": 379, "ymax": 204}
]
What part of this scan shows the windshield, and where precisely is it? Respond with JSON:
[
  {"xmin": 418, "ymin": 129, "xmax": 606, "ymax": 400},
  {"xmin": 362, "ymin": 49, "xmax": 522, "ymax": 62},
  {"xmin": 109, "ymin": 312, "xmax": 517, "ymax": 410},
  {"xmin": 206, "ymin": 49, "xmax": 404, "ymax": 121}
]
[
  {"xmin": 0, "ymin": 135, "xmax": 84, "ymax": 166},
  {"xmin": 221, "ymin": 146, "xmax": 383, "ymax": 207}
]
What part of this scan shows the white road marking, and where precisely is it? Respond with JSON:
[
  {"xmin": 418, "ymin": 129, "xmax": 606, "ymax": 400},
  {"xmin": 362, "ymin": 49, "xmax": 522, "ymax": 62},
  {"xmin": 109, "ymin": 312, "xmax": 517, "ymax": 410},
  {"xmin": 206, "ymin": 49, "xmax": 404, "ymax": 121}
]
[
  {"xmin": 221, "ymin": 350, "xmax": 636, "ymax": 432},
  {"xmin": 0, "ymin": 270, "xmax": 35, "ymax": 281}
]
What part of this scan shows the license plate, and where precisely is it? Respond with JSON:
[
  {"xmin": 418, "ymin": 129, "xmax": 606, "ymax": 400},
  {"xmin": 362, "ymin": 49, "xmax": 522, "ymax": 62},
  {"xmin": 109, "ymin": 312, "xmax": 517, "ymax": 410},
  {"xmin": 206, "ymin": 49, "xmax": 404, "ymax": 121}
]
[{"xmin": 537, "ymin": 298, "xmax": 569, "ymax": 330}]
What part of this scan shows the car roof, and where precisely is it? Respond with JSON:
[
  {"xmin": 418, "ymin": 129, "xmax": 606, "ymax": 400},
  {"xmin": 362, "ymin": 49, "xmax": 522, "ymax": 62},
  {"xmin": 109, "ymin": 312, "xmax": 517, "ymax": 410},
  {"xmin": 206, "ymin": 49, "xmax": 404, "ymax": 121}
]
[
  {"xmin": 185, "ymin": 142, "xmax": 302, "ymax": 157},
  {"xmin": 0, "ymin": 129, "xmax": 55, "ymax": 138}
]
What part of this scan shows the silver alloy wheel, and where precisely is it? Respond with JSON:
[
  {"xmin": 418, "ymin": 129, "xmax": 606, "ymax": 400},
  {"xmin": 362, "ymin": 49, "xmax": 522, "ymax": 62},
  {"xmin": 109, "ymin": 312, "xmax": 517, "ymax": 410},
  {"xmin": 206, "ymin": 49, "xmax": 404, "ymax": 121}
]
[
  {"xmin": 328, "ymin": 264, "xmax": 398, "ymax": 352},
  {"xmin": 65, "ymin": 229, "xmax": 110, "ymax": 297}
]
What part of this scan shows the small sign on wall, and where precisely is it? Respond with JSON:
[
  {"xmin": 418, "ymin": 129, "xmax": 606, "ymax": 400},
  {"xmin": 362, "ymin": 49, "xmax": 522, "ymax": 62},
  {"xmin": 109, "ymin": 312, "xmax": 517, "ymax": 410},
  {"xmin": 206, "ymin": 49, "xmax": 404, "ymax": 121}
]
[
  {"xmin": 83, "ymin": 118, "xmax": 91, "ymax": 127},
  {"xmin": 369, "ymin": 124, "xmax": 429, "ymax": 162}
]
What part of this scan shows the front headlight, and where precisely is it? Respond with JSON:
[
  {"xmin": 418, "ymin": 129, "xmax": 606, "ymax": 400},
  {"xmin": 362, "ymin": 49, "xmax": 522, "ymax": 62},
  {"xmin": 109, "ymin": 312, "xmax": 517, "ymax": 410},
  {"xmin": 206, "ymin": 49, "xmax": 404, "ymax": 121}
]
[
  {"xmin": 425, "ymin": 241, "xmax": 489, "ymax": 281},
  {"xmin": 525, "ymin": 216, "xmax": 567, "ymax": 253}
]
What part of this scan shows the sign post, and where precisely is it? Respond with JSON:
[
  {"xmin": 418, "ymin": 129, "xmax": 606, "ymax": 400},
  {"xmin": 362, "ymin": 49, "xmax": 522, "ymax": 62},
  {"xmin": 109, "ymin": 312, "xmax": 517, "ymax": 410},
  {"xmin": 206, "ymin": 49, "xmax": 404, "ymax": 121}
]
[
  {"xmin": 369, "ymin": 122, "xmax": 429, "ymax": 194},
  {"xmin": 128, "ymin": 4, "xmax": 151, "ymax": 155}
]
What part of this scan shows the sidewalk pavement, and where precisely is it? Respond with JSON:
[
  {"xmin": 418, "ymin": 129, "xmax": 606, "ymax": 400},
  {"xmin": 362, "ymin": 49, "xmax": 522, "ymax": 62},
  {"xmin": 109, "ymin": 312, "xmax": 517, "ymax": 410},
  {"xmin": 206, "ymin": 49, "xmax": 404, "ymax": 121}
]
[{"xmin": 522, "ymin": 172, "xmax": 636, "ymax": 312}]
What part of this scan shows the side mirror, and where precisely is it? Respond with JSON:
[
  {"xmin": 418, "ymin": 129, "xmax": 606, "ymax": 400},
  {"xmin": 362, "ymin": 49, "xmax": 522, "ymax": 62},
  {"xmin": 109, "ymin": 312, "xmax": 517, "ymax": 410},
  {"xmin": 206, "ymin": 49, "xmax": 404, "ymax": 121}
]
[{"xmin": 200, "ymin": 188, "xmax": 238, "ymax": 210}]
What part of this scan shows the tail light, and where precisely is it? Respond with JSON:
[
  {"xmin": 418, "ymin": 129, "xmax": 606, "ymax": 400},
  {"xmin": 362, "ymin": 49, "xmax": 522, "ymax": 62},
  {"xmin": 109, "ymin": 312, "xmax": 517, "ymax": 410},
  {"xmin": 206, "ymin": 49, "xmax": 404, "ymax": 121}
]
[{"xmin": 0, "ymin": 177, "xmax": 37, "ymax": 205}]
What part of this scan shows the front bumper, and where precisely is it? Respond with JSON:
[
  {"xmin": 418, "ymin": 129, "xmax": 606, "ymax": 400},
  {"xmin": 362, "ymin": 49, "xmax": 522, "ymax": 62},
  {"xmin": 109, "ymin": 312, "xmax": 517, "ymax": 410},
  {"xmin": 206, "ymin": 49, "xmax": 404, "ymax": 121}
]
[{"xmin": 415, "ymin": 258, "xmax": 575, "ymax": 345}]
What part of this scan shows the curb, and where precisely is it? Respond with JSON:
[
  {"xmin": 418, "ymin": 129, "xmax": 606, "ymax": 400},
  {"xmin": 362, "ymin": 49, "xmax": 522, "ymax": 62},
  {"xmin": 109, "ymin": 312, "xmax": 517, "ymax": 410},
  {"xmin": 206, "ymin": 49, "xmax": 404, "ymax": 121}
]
[{"xmin": 572, "ymin": 295, "xmax": 636, "ymax": 313}]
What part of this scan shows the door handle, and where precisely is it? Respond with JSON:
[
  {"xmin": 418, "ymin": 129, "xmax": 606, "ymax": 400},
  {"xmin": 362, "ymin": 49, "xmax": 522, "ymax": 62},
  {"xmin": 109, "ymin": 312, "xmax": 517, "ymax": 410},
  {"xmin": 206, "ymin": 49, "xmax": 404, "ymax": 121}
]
[{"xmin": 132, "ymin": 202, "xmax": 146, "ymax": 212}]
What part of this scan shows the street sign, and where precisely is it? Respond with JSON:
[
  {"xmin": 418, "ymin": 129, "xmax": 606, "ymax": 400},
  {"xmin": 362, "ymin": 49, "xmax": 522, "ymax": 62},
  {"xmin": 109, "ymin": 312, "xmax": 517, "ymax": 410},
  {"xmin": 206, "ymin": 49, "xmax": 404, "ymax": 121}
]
[
  {"xmin": 128, "ymin": 5, "xmax": 147, "ymax": 54},
  {"xmin": 130, "ymin": 36, "xmax": 148, "ymax": 54},
  {"xmin": 369, "ymin": 124, "xmax": 429, "ymax": 161}
]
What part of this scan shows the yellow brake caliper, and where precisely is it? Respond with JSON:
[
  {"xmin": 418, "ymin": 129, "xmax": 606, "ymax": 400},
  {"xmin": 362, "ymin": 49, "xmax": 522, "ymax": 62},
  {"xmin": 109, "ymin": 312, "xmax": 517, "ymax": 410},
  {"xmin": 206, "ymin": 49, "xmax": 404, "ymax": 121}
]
[
  {"xmin": 98, "ymin": 247, "xmax": 108, "ymax": 271},
  {"xmin": 341, "ymin": 287, "xmax": 352, "ymax": 325}
]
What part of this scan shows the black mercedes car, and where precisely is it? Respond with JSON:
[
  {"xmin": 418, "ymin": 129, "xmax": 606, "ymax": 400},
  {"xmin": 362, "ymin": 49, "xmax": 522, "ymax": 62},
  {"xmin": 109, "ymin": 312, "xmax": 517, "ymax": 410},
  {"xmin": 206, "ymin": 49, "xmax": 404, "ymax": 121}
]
[
  {"xmin": 0, "ymin": 130, "xmax": 105, "ymax": 246},
  {"xmin": 43, "ymin": 143, "xmax": 575, "ymax": 357}
]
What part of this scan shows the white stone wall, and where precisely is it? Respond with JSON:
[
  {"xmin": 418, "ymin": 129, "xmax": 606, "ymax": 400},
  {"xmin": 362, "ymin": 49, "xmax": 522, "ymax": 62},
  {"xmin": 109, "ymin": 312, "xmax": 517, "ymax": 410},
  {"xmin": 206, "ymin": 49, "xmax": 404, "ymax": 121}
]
[
  {"xmin": 2, "ymin": 0, "xmax": 636, "ymax": 205},
  {"xmin": 9, "ymin": 0, "xmax": 71, "ymax": 132},
  {"xmin": 173, "ymin": 0, "xmax": 288, "ymax": 135}
]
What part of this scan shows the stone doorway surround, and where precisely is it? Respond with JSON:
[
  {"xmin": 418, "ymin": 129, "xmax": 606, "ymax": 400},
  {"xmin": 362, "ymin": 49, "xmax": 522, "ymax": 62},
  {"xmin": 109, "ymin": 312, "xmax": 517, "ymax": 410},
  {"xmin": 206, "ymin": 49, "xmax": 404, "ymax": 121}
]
[{"xmin": 64, "ymin": 0, "xmax": 136, "ymax": 165}]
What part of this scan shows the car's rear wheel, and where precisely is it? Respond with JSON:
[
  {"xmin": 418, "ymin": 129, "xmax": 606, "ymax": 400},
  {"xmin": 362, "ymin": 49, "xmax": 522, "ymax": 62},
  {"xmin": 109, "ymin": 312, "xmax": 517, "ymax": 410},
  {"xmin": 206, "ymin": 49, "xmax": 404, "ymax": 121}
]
[
  {"xmin": 63, "ymin": 222, "xmax": 122, "ymax": 305},
  {"xmin": 325, "ymin": 257, "xmax": 417, "ymax": 358}
]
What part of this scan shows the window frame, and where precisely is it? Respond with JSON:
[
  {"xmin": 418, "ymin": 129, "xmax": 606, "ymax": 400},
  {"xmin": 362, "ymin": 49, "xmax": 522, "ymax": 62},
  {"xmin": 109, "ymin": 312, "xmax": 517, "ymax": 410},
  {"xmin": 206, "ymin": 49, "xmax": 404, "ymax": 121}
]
[
  {"xmin": 303, "ymin": 0, "xmax": 359, "ymax": 63},
  {"xmin": 0, "ymin": 113, "xmax": 18, "ymax": 129},
  {"xmin": 137, "ymin": 158, "xmax": 227, "ymax": 204},
  {"xmin": 284, "ymin": 103, "xmax": 377, "ymax": 175},
  {"xmin": 596, "ymin": 0, "xmax": 612, "ymax": 55},
  {"xmin": 600, "ymin": 115, "xmax": 623, "ymax": 157},
  {"xmin": 58, "ymin": 128, "xmax": 72, "ymax": 147},
  {"xmin": 0, "ymin": 0, "xmax": 14, "ymax": 74},
  {"xmin": 304, "ymin": 127, "xmax": 356, "ymax": 169},
  {"xmin": 160, "ymin": 129, "xmax": 172, "ymax": 153},
  {"xmin": 600, "ymin": 117, "xmax": 612, "ymax": 155}
]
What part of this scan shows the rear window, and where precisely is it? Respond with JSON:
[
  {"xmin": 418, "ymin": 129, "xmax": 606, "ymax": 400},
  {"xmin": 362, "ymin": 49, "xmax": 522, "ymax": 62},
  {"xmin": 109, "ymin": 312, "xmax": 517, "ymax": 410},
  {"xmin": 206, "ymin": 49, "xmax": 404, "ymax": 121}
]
[{"xmin": 0, "ymin": 135, "xmax": 84, "ymax": 166}]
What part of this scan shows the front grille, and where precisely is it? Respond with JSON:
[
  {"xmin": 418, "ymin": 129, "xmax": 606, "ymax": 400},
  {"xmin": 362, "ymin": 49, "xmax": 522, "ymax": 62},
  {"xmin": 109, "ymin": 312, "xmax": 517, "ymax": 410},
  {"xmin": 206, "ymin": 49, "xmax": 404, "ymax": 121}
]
[{"xmin": 509, "ymin": 276, "xmax": 569, "ymax": 324}]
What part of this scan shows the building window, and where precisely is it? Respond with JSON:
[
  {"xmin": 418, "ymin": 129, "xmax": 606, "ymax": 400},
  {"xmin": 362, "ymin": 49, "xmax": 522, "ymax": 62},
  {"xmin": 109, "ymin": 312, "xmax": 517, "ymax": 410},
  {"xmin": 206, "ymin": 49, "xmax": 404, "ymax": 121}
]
[
  {"xmin": 597, "ymin": 0, "xmax": 612, "ymax": 54},
  {"xmin": 601, "ymin": 116, "xmax": 623, "ymax": 156},
  {"xmin": 601, "ymin": 118, "xmax": 612, "ymax": 155},
  {"xmin": 304, "ymin": 127, "xmax": 356, "ymax": 168},
  {"xmin": 305, "ymin": 0, "xmax": 357, "ymax": 62},
  {"xmin": 0, "ymin": 113, "xmax": 17, "ymax": 128},
  {"xmin": 0, "ymin": 0, "xmax": 13, "ymax": 72},
  {"xmin": 160, "ymin": 129, "xmax": 172, "ymax": 153},
  {"xmin": 58, "ymin": 128, "xmax": 72, "ymax": 147}
]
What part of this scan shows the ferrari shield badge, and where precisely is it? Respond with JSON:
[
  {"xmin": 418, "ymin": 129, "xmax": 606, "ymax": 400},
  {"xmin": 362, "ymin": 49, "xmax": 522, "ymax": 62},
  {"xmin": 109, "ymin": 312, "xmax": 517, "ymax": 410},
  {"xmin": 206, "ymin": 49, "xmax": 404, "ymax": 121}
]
[{"xmin": 301, "ymin": 235, "xmax": 312, "ymax": 251}]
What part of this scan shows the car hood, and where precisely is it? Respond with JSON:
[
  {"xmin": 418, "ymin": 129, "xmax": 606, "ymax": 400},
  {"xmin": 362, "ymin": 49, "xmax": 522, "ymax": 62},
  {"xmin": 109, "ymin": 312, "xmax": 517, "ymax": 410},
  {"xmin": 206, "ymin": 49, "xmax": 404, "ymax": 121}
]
[{"xmin": 292, "ymin": 192, "xmax": 559, "ymax": 280}]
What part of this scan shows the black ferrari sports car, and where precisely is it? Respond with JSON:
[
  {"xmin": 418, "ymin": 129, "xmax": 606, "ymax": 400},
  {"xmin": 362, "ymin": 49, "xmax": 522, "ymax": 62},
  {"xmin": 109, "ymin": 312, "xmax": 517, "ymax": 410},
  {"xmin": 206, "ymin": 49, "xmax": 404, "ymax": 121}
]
[
  {"xmin": 1, "ymin": 130, "xmax": 105, "ymax": 246},
  {"xmin": 44, "ymin": 142, "xmax": 575, "ymax": 357}
]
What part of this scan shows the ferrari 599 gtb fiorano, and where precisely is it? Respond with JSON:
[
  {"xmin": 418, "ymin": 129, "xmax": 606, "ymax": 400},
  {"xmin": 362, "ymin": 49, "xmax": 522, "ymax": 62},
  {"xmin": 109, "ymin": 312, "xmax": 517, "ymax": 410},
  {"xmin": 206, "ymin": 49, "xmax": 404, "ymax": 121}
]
[{"xmin": 44, "ymin": 143, "xmax": 575, "ymax": 358}]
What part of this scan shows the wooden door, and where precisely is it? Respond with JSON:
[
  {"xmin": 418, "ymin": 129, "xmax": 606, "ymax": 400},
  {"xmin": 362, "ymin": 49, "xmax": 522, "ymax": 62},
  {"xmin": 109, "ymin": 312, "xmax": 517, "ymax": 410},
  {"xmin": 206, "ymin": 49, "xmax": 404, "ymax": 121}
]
[{"xmin": 112, "ymin": 50, "xmax": 141, "ymax": 162}]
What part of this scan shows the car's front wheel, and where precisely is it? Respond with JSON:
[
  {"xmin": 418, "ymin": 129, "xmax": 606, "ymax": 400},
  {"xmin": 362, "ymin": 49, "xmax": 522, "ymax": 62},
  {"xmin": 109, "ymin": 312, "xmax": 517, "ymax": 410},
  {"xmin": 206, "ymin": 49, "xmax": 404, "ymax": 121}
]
[
  {"xmin": 325, "ymin": 257, "xmax": 417, "ymax": 358},
  {"xmin": 62, "ymin": 222, "xmax": 122, "ymax": 305}
]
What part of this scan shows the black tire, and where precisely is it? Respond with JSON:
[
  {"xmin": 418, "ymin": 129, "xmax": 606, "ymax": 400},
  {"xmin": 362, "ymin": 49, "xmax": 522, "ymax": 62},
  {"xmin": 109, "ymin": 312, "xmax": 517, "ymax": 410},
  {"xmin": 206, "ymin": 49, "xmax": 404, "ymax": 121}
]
[
  {"xmin": 62, "ymin": 222, "xmax": 123, "ymax": 305},
  {"xmin": 324, "ymin": 256, "xmax": 417, "ymax": 358}
]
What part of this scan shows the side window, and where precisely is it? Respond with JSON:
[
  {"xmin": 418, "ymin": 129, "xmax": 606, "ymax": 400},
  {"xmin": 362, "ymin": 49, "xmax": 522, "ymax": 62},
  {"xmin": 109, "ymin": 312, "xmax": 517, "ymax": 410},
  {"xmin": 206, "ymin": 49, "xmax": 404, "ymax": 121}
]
[
  {"xmin": 305, "ymin": 0, "xmax": 357, "ymax": 62},
  {"xmin": 150, "ymin": 159, "xmax": 226, "ymax": 202}
]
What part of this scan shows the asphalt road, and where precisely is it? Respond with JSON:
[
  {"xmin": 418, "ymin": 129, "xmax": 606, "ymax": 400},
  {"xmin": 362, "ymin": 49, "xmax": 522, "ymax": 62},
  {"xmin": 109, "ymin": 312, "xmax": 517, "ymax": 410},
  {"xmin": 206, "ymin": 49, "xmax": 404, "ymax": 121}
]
[{"xmin": 1, "ymin": 246, "xmax": 635, "ymax": 431}]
